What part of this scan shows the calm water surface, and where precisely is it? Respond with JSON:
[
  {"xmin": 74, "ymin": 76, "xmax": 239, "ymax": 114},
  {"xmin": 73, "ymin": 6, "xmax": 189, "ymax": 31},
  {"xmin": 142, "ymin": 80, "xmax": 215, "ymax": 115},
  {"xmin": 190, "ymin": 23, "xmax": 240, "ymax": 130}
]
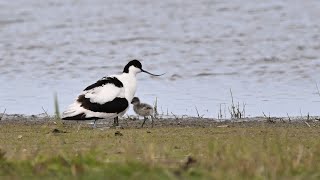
[{"xmin": 1, "ymin": 0, "xmax": 320, "ymax": 117}]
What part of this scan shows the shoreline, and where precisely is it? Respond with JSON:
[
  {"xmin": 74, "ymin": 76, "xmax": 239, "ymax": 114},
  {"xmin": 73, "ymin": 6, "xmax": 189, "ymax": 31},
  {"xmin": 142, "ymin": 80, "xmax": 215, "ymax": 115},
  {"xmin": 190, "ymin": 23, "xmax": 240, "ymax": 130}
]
[{"xmin": 1, "ymin": 113, "xmax": 319, "ymax": 128}]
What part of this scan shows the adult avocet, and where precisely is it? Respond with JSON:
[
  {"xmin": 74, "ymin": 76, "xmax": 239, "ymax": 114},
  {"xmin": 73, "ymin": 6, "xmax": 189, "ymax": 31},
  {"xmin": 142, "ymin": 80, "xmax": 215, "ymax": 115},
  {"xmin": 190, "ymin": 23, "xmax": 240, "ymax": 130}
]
[{"xmin": 62, "ymin": 60, "xmax": 163, "ymax": 127}]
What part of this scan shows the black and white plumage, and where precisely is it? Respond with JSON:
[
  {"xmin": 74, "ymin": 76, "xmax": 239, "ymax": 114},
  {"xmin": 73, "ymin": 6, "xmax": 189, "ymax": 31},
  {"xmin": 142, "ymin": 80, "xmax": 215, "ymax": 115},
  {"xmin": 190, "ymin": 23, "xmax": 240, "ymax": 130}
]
[
  {"xmin": 131, "ymin": 97, "xmax": 154, "ymax": 128},
  {"xmin": 62, "ymin": 60, "xmax": 163, "ymax": 127}
]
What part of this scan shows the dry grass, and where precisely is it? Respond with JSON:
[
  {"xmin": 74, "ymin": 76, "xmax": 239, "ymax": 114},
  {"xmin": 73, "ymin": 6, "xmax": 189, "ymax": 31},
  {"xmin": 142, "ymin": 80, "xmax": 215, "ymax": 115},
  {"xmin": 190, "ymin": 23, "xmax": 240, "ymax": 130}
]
[{"xmin": 0, "ymin": 120, "xmax": 319, "ymax": 179}]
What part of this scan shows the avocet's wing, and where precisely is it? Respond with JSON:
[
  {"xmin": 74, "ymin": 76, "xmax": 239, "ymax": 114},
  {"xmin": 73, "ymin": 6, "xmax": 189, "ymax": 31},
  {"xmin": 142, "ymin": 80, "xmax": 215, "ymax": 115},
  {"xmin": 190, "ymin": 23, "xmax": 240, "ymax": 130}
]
[
  {"xmin": 62, "ymin": 76, "xmax": 128, "ymax": 120},
  {"xmin": 83, "ymin": 76, "xmax": 125, "ymax": 104},
  {"xmin": 140, "ymin": 103, "xmax": 153, "ymax": 111}
]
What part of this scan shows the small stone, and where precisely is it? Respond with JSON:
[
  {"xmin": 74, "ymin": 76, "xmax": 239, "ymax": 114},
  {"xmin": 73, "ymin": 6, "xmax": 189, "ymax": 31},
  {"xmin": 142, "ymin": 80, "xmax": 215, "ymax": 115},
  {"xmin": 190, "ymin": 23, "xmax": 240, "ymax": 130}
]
[
  {"xmin": 217, "ymin": 125, "xmax": 229, "ymax": 128},
  {"xmin": 18, "ymin": 135, "xmax": 23, "ymax": 139},
  {"xmin": 51, "ymin": 128, "xmax": 67, "ymax": 133},
  {"xmin": 115, "ymin": 131, "xmax": 123, "ymax": 136}
]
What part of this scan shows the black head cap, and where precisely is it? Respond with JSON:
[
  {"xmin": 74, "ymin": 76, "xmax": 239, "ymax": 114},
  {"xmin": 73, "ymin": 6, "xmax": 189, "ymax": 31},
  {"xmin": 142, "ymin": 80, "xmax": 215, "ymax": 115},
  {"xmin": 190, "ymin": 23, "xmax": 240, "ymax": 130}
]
[
  {"xmin": 131, "ymin": 97, "xmax": 140, "ymax": 104},
  {"xmin": 123, "ymin": 60, "xmax": 142, "ymax": 73}
]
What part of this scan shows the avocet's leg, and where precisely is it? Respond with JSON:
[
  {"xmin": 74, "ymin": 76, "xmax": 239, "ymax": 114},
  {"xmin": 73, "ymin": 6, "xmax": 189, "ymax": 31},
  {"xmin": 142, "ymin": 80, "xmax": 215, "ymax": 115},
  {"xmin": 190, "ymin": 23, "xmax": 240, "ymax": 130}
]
[
  {"xmin": 141, "ymin": 117, "xmax": 147, "ymax": 128},
  {"xmin": 151, "ymin": 116, "xmax": 154, "ymax": 128},
  {"xmin": 93, "ymin": 119, "xmax": 97, "ymax": 128},
  {"xmin": 113, "ymin": 116, "xmax": 119, "ymax": 127}
]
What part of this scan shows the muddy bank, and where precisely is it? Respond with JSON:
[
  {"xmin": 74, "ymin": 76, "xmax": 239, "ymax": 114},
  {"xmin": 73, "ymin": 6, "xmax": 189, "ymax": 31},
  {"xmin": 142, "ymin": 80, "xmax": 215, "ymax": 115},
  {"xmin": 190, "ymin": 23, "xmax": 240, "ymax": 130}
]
[{"xmin": 1, "ymin": 113, "xmax": 319, "ymax": 129}]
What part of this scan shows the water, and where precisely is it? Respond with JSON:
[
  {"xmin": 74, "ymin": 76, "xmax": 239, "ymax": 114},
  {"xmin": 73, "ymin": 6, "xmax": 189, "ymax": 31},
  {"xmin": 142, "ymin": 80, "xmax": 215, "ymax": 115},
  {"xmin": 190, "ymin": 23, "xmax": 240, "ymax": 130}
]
[{"xmin": 1, "ymin": 0, "xmax": 320, "ymax": 117}]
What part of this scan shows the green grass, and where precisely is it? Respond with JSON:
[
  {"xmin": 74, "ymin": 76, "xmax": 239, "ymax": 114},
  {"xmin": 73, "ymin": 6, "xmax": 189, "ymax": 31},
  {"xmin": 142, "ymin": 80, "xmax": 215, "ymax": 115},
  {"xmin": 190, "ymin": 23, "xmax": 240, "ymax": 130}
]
[{"xmin": 0, "ymin": 121, "xmax": 319, "ymax": 179}]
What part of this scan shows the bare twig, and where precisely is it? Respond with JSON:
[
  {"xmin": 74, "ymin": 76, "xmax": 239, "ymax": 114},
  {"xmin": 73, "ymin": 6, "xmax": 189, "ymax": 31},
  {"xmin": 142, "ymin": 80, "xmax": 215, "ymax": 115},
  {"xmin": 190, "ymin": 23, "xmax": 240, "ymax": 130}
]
[
  {"xmin": 238, "ymin": 102, "xmax": 241, "ymax": 118},
  {"xmin": 263, "ymin": 112, "xmax": 275, "ymax": 123},
  {"xmin": 286, "ymin": 113, "xmax": 291, "ymax": 122},
  {"xmin": 195, "ymin": 106, "xmax": 204, "ymax": 118},
  {"xmin": 224, "ymin": 104, "xmax": 227, "ymax": 118},
  {"xmin": 171, "ymin": 112, "xmax": 178, "ymax": 120},
  {"xmin": 304, "ymin": 121, "xmax": 311, "ymax": 128},
  {"xmin": 0, "ymin": 108, "xmax": 6, "ymax": 121},
  {"xmin": 41, "ymin": 107, "xmax": 50, "ymax": 119},
  {"xmin": 229, "ymin": 89, "xmax": 236, "ymax": 118},
  {"xmin": 262, "ymin": 112, "xmax": 267, "ymax": 117},
  {"xmin": 153, "ymin": 97, "xmax": 158, "ymax": 118},
  {"xmin": 195, "ymin": 106, "xmax": 200, "ymax": 117},
  {"xmin": 218, "ymin": 104, "xmax": 223, "ymax": 119},
  {"xmin": 230, "ymin": 89, "xmax": 235, "ymax": 109},
  {"xmin": 242, "ymin": 102, "xmax": 246, "ymax": 118}
]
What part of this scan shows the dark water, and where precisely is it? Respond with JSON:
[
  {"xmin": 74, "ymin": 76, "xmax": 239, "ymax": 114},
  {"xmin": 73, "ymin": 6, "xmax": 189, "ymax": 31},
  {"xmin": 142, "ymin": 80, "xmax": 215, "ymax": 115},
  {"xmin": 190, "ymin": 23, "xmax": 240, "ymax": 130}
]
[{"xmin": 1, "ymin": 0, "xmax": 320, "ymax": 117}]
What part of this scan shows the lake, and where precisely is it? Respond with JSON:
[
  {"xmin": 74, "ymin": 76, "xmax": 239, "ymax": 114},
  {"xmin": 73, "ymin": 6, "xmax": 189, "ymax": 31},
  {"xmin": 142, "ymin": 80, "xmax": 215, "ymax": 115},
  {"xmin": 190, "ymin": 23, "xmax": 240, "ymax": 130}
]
[{"xmin": 1, "ymin": 0, "xmax": 320, "ymax": 118}]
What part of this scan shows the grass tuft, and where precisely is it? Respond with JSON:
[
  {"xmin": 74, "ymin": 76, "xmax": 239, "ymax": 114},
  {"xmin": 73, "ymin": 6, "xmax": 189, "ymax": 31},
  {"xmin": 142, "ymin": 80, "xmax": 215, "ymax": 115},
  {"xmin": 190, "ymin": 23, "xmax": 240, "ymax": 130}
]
[
  {"xmin": 54, "ymin": 93, "xmax": 61, "ymax": 121},
  {"xmin": 229, "ymin": 89, "xmax": 246, "ymax": 119}
]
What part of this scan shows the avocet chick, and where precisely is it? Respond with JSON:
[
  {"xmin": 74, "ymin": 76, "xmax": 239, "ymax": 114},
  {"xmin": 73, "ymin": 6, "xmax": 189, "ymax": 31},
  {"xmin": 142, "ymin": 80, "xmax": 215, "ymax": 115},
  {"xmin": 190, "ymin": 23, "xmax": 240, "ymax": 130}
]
[{"xmin": 131, "ymin": 97, "xmax": 154, "ymax": 127}]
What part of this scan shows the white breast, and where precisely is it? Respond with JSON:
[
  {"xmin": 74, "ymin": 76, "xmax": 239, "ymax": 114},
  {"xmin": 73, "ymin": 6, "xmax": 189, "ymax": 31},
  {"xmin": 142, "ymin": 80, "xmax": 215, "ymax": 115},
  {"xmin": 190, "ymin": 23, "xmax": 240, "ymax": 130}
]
[{"xmin": 114, "ymin": 73, "xmax": 137, "ymax": 102}]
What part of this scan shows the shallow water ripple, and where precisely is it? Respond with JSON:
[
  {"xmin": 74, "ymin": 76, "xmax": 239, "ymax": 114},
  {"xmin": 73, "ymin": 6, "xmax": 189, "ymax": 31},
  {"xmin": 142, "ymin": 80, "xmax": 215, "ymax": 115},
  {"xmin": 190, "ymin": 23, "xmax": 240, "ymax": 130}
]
[{"xmin": 1, "ymin": 0, "xmax": 320, "ymax": 117}]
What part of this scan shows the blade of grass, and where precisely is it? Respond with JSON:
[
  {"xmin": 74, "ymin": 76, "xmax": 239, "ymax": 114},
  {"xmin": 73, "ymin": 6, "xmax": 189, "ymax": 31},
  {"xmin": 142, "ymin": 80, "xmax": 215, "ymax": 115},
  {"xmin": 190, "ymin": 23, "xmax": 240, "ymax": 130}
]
[{"xmin": 54, "ymin": 93, "xmax": 61, "ymax": 120}]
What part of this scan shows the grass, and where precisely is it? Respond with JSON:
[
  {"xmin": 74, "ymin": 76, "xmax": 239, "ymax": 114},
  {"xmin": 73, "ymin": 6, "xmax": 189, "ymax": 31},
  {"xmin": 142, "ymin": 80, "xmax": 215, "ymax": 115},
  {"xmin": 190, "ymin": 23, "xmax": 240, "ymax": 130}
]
[{"xmin": 0, "ymin": 121, "xmax": 319, "ymax": 179}]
